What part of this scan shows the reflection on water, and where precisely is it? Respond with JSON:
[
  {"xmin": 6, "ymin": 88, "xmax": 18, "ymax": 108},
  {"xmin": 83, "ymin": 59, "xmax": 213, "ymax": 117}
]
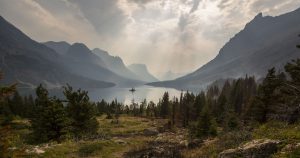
[
  {"xmin": 18, "ymin": 86, "xmax": 199, "ymax": 105},
  {"xmin": 87, "ymin": 86, "xmax": 182, "ymax": 105}
]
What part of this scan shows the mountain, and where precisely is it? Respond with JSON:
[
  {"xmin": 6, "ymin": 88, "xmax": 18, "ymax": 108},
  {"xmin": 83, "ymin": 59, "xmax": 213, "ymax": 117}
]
[
  {"xmin": 65, "ymin": 43, "xmax": 106, "ymax": 68},
  {"xmin": 62, "ymin": 43, "xmax": 144, "ymax": 87},
  {"xmin": 148, "ymin": 8, "xmax": 300, "ymax": 90},
  {"xmin": 92, "ymin": 48, "xmax": 158, "ymax": 82},
  {"xmin": 0, "ymin": 16, "xmax": 114, "ymax": 88},
  {"xmin": 128, "ymin": 64, "xmax": 159, "ymax": 82},
  {"xmin": 43, "ymin": 41, "xmax": 70, "ymax": 55},
  {"xmin": 92, "ymin": 48, "xmax": 141, "ymax": 81},
  {"xmin": 158, "ymin": 71, "xmax": 188, "ymax": 81}
]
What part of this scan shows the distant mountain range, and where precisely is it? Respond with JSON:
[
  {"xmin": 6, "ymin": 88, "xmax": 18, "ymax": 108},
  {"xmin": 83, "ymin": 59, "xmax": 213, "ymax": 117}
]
[
  {"xmin": 128, "ymin": 64, "xmax": 159, "ymax": 82},
  {"xmin": 0, "ymin": 16, "xmax": 157, "ymax": 88},
  {"xmin": 91, "ymin": 48, "xmax": 141, "ymax": 81},
  {"xmin": 158, "ymin": 71, "xmax": 188, "ymax": 81},
  {"xmin": 44, "ymin": 41, "xmax": 159, "ymax": 83},
  {"xmin": 0, "ymin": 16, "xmax": 115, "ymax": 88},
  {"xmin": 148, "ymin": 8, "xmax": 300, "ymax": 90}
]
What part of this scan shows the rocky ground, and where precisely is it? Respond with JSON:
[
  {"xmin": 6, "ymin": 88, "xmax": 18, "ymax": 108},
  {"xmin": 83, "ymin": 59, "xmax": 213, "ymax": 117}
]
[{"xmin": 7, "ymin": 116, "xmax": 300, "ymax": 158}]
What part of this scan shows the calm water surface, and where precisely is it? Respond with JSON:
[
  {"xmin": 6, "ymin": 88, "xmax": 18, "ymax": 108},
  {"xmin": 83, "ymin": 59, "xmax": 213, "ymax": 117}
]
[{"xmin": 19, "ymin": 86, "xmax": 199, "ymax": 105}]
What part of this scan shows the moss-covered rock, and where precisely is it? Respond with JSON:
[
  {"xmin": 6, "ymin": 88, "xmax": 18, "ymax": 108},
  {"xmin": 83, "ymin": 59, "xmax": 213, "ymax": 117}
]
[{"xmin": 219, "ymin": 139, "xmax": 281, "ymax": 158}]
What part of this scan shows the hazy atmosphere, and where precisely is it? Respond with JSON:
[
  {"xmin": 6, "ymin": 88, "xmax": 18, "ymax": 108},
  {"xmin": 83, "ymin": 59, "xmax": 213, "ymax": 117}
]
[
  {"xmin": 2, "ymin": 0, "xmax": 300, "ymax": 157},
  {"xmin": 1, "ymin": 0, "xmax": 300, "ymax": 76}
]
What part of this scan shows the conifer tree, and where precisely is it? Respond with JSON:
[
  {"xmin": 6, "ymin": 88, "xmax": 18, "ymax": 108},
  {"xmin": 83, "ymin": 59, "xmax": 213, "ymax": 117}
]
[
  {"xmin": 247, "ymin": 68, "xmax": 283, "ymax": 123},
  {"xmin": 63, "ymin": 85, "xmax": 98, "ymax": 137},
  {"xmin": 9, "ymin": 91, "xmax": 24, "ymax": 117},
  {"xmin": 195, "ymin": 105, "xmax": 217, "ymax": 139},
  {"xmin": 0, "ymin": 72, "xmax": 17, "ymax": 157},
  {"xmin": 193, "ymin": 92, "xmax": 206, "ymax": 120},
  {"xmin": 171, "ymin": 97, "xmax": 179, "ymax": 126},
  {"xmin": 31, "ymin": 85, "xmax": 70, "ymax": 142},
  {"xmin": 160, "ymin": 92, "xmax": 170, "ymax": 119},
  {"xmin": 146, "ymin": 101, "xmax": 156, "ymax": 118},
  {"xmin": 140, "ymin": 99, "xmax": 147, "ymax": 116}
]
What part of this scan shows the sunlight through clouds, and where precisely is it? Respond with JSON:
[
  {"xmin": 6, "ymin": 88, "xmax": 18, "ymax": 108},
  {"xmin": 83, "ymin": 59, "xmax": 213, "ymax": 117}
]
[{"xmin": 0, "ymin": 0, "xmax": 300, "ymax": 76}]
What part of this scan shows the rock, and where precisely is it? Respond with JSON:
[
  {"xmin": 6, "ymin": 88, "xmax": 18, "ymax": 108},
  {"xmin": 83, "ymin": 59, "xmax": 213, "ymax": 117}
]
[
  {"xmin": 143, "ymin": 128, "xmax": 159, "ymax": 136},
  {"xmin": 32, "ymin": 146, "xmax": 45, "ymax": 154},
  {"xmin": 281, "ymin": 143, "xmax": 300, "ymax": 153},
  {"xmin": 180, "ymin": 140, "xmax": 189, "ymax": 147},
  {"xmin": 124, "ymin": 141, "xmax": 183, "ymax": 158},
  {"xmin": 114, "ymin": 139, "xmax": 127, "ymax": 145},
  {"xmin": 219, "ymin": 139, "xmax": 281, "ymax": 158}
]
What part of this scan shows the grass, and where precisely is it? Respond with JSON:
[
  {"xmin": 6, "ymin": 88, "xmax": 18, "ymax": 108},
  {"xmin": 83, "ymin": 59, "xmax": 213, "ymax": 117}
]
[
  {"xmin": 5, "ymin": 114, "xmax": 300, "ymax": 158},
  {"xmin": 97, "ymin": 115, "xmax": 165, "ymax": 136},
  {"xmin": 12, "ymin": 115, "xmax": 157, "ymax": 158},
  {"xmin": 253, "ymin": 121, "xmax": 300, "ymax": 144},
  {"xmin": 28, "ymin": 135, "xmax": 151, "ymax": 158},
  {"xmin": 183, "ymin": 122, "xmax": 300, "ymax": 158},
  {"xmin": 182, "ymin": 130, "xmax": 252, "ymax": 158}
]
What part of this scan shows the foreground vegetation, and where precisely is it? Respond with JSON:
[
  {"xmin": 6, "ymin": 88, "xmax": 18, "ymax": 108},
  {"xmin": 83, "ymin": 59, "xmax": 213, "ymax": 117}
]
[
  {"xmin": 1, "ymin": 115, "xmax": 300, "ymax": 157},
  {"xmin": 0, "ymin": 43, "xmax": 300, "ymax": 157}
]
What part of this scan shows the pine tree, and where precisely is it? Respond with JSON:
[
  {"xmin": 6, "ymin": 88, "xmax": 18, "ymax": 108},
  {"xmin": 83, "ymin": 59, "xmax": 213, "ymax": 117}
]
[
  {"xmin": 140, "ymin": 99, "xmax": 147, "ymax": 116},
  {"xmin": 0, "ymin": 72, "xmax": 17, "ymax": 157},
  {"xmin": 283, "ymin": 59, "xmax": 300, "ymax": 123},
  {"xmin": 96, "ymin": 99, "xmax": 107, "ymax": 116},
  {"xmin": 194, "ymin": 92, "xmax": 206, "ymax": 120},
  {"xmin": 171, "ymin": 97, "xmax": 179, "ymax": 126},
  {"xmin": 224, "ymin": 109, "xmax": 240, "ymax": 131},
  {"xmin": 9, "ymin": 91, "xmax": 24, "ymax": 117},
  {"xmin": 160, "ymin": 92, "xmax": 170, "ymax": 119},
  {"xmin": 63, "ymin": 85, "xmax": 98, "ymax": 137},
  {"xmin": 146, "ymin": 101, "xmax": 156, "ymax": 118},
  {"xmin": 31, "ymin": 85, "xmax": 70, "ymax": 142},
  {"xmin": 247, "ymin": 68, "xmax": 283, "ymax": 123},
  {"xmin": 195, "ymin": 105, "xmax": 217, "ymax": 139}
]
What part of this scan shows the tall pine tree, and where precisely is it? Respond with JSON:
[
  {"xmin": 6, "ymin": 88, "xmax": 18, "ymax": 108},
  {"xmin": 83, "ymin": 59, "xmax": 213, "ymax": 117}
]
[{"xmin": 63, "ymin": 85, "xmax": 98, "ymax": 137}]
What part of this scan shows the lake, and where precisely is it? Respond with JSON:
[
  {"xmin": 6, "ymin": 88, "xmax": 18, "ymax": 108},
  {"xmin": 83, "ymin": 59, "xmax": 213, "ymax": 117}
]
[{"xmin": 18, "ymin": 85, "xmax": 200, "ymax": 105}]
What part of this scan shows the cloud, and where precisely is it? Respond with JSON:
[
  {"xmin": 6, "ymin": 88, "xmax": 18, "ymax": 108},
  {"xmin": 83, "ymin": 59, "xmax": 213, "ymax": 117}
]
[
  {"xmin": 70, "ymin": 0, "xmax": 128, "ymax": 37},
  {"xmin": 0, "ymin": 0, "xmax": 300, "ymax": 76},
  {"xmin": 190, "ymin": 0, "xmax": 201, "ymax": 13}
]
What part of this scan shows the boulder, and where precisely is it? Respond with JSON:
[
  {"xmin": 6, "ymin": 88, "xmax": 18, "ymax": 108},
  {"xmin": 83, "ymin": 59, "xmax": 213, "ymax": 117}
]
[
  {"xmin": 143, "ymin": 128, "xmax": 159, "ymax": 136},
  {"xmin": 219, "ymin": 139, "xmax": 281, "ymax": 158}
]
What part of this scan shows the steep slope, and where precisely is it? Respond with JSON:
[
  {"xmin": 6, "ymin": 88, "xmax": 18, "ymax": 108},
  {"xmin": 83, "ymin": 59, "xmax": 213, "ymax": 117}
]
[
  {"xmin": 0, "ymin": 16, "xmax": 114, "ymax": 88},
  {"xmin": 62, "ymin": 43, "xmax": 144, "ymax": 87},
  {"xmin": 148, "ymin": 8, "xmax": 300, "ymax": 89},
  {"xmin": 92, "ymin": 48, "xmax": 142, "ymax": 81},
  {"xmin": 158, "ymin": 71, "xmax": 187, "ymax": 81},
  {"xmin": 128, "ymin": 64, "xmax": 159, "ymax": 82},
  {"xmin": 43, "ymin": 42, "xmax": 145, "ymax": 87},
  {"xmin": 43, "ymin": 41, "xmax": 71, "ymax": 55}
]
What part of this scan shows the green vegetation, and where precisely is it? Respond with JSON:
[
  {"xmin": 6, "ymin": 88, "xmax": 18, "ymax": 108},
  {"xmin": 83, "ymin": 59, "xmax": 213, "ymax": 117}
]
[{"xmin": 0, "ymin": 40, "xmax": 300, "ymax": 157}]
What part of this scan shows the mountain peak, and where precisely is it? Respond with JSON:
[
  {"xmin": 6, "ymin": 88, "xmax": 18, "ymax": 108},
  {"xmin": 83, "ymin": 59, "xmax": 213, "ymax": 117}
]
[
  {"xmin": 43, "ymin": 41, "xmax": 71, "ymax": 55},
  {"xmin": 71, "ymin": 43, "xmax": 89, "ymax": 49},
  {"xmin": 255, "ymin": 12, "xmax": 263, "ymax": 19},
  {"xmin": 67, "ymin": 43, "xmax": 91, "ymax": 55},
  {"xmin": 129, "ymin": 64, "xmax": 147, "ymax": 69},
  {"xmin": 128, "ymin": 64, "xmax": 159, "ymax": 82},
  {"xmin": 148, "ymin": 7, "xmax": 300, "ymax": 89},
  {"xmin": 93, "ymin": 48, "xmax": 109, "ymax": 56},
  {"xmin": 246, "ymin": 12, "xmax": 266, "ymax": 27}
]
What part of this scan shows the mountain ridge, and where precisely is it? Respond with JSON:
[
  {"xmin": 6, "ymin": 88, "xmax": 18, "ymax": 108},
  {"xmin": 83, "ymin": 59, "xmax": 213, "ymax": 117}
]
[
  {"xmin": 128, "ymin": 64, "xmax": 159, "ymax": 82},
  {"xmin": 0, "ymin": 16, "xmax": 115, "ymax": 88},
  {"xmin": 148, "ymin": 8, "xmax": 300, "ymax": 90}
]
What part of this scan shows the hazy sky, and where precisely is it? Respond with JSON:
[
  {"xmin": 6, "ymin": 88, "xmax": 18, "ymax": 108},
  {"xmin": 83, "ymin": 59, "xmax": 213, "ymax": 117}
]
[{"xmin": 0, "ymin": 0, "xmax": 300, "ymax": 77}]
